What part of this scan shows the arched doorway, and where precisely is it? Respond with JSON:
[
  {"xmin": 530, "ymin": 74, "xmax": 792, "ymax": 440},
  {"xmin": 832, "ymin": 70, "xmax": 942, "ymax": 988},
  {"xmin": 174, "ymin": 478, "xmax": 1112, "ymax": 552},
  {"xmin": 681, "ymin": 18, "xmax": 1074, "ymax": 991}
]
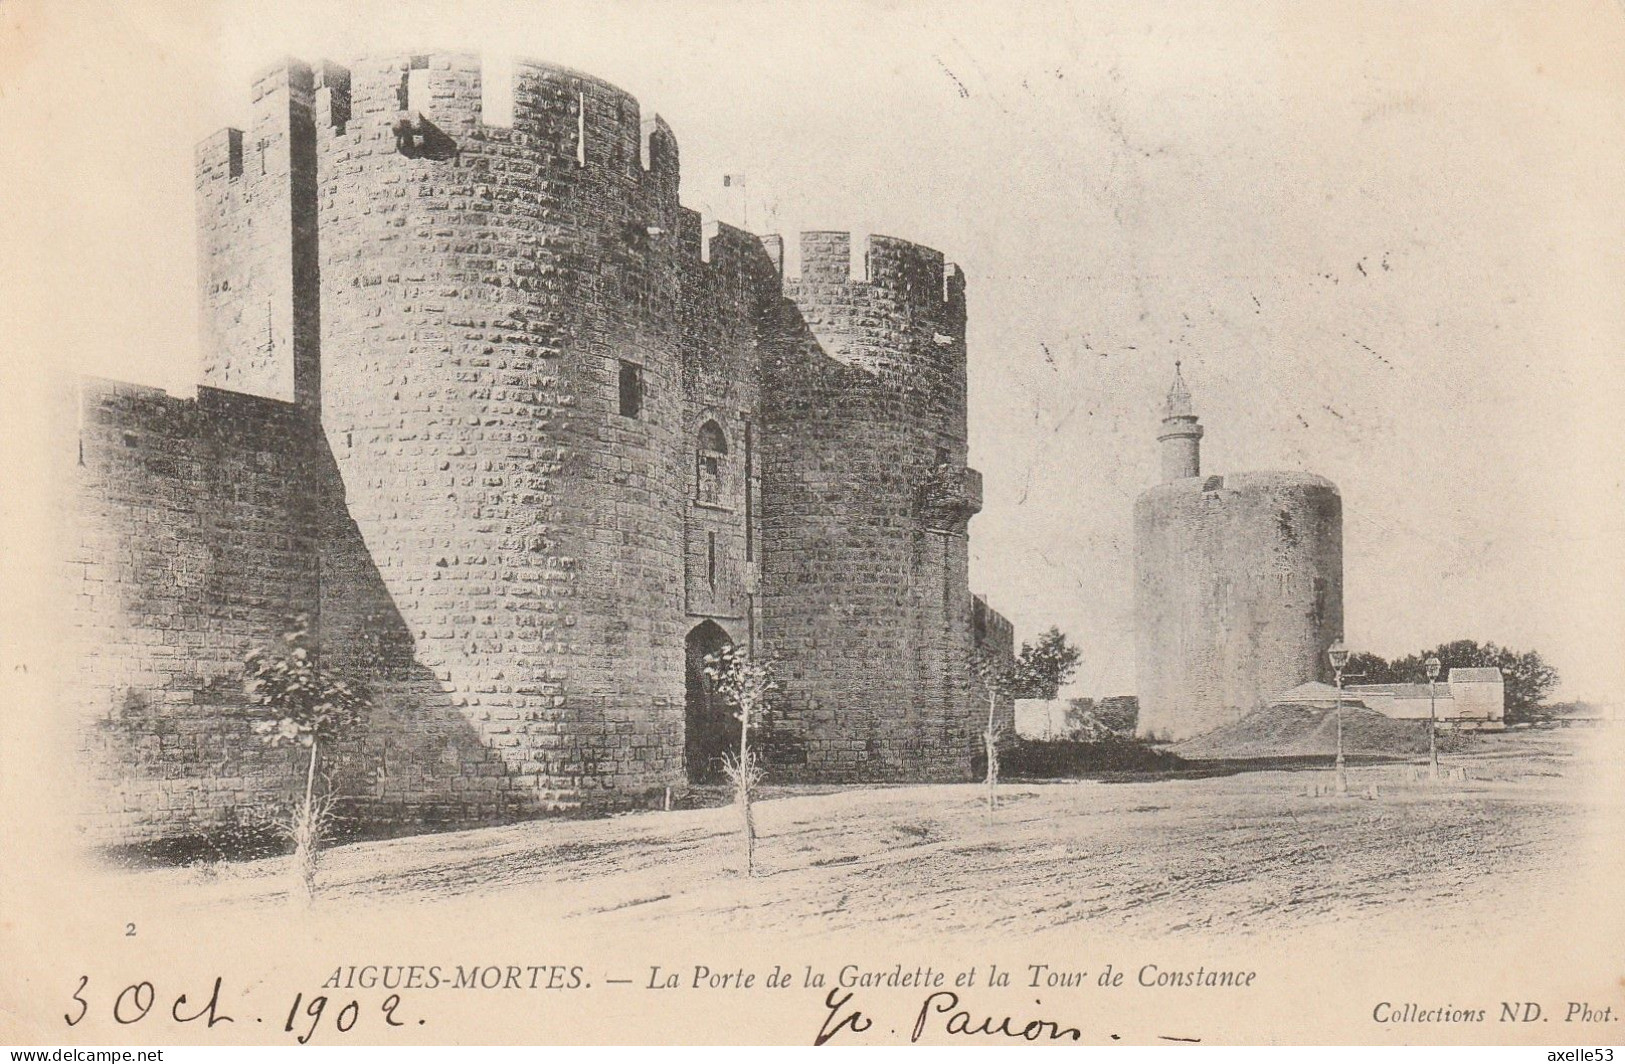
[{"xmin": 685, "ymin": 620, "xmax": 737, "ymax": 783}]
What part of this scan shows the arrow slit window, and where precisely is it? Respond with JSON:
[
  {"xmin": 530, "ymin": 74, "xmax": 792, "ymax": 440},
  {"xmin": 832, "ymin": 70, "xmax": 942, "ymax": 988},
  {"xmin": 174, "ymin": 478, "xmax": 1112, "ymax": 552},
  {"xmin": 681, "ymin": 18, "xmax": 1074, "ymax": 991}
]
[{"xmin": 618, "ymin": 360, "xmax": 643, "ymax": 418}]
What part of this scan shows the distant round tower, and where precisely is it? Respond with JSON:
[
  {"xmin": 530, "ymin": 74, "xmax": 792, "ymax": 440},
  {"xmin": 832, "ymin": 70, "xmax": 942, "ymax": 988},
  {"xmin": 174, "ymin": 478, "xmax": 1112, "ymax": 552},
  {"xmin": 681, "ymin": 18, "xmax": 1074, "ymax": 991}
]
[{"xmin": 1133, "ymin": 366, "xmax": 1344, "ymax": 741}]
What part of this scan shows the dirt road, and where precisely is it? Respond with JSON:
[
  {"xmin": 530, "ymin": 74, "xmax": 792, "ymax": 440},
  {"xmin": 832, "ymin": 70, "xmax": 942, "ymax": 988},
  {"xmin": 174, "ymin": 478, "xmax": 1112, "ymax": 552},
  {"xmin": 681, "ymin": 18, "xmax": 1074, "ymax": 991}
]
[{"xmin": 115, "ymin": 729, "xmax": 1620, "ymax": 942}]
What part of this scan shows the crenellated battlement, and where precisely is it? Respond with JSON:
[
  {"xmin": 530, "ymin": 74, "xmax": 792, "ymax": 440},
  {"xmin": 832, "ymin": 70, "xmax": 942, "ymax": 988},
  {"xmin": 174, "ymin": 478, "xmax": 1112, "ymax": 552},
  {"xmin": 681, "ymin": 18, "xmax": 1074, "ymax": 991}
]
[
  {"xmin": 313, "ymin": 60, "xmax": 351, "ymax": 130},
  {"xmin": 250, "ymin": 57, "xmax": 315, "ymax": 110},
  {"xmin": 773, "ymin": 230, "xmax": 956, "ymax": 293},
  {"xmin": 794, "ymin": 230, "xmax": 860, "ymax": 283},
  {"xmin": 640, "ymin": 113, "xmax": 677, "ymax": 173},
  {"xmin": 200, "ymin": 52, "xmax": 682, "ymax": 193},
  {"xmin": 194, "ymin": 127, "xmax": 243, "ymax": 181},
  {"xmin": 767, "ymin": 230, "xmax": 965, "ymax": 333},
  {"xmin": 194, "ymin": 56, "xmax": 323, "ymax": 409},
  {"xmin": 702, "ymin": 220, "xmax": 766, "ymax": 271},
  {"xmin": 301, "ymin": 53, "xmax": 678, "ymax": 184},
  {"xmin": 195, "ymin": 58, "xmax": 316, "ymax": 187},
  {"xmin": 78, "ymin": 377, "xmax": 310, "ymax": 437}
]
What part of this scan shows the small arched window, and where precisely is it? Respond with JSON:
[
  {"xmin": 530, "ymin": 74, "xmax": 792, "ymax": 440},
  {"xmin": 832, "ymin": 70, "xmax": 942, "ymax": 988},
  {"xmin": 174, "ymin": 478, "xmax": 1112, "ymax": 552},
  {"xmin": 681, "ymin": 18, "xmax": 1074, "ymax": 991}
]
[{"xmin": 696, "ymin": 420, "xmax": 728, "ymax": 505}]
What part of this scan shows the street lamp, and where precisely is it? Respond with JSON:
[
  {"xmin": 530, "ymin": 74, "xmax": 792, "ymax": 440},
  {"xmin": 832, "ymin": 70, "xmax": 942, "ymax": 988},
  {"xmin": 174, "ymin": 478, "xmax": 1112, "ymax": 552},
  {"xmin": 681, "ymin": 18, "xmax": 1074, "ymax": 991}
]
[
  {"xmin": 1328, "ymin": 640, "xmax": 1350, "ymax": 795},
  {"xmin": 1425, "ymin": 656, "xmax": 1442, "ymax": 780}
]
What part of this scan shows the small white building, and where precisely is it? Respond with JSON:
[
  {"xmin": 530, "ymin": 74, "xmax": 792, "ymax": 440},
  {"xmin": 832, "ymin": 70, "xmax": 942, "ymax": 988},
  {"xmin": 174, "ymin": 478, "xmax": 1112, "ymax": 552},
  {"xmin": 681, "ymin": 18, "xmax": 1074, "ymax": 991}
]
[{"xmin": 1273, "ymin": 668, "xmax": 1505, "ymax": 730}]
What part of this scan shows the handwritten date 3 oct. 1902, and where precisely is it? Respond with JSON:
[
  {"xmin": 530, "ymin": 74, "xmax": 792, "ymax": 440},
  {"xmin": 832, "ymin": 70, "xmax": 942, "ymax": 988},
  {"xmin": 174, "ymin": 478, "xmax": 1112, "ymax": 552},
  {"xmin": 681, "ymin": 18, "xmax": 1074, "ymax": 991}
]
[{"xmin": 63, "ymin": 976, "xmax": 421, "ymax": 1044}]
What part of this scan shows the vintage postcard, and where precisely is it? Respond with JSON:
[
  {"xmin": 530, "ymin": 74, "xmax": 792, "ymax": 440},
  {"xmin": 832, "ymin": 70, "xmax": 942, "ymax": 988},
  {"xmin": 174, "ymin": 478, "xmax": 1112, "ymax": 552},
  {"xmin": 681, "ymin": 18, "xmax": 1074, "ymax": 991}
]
[{"xmin": 1, "ymin": 0, "xmax": 1621, "ymax": 1049}]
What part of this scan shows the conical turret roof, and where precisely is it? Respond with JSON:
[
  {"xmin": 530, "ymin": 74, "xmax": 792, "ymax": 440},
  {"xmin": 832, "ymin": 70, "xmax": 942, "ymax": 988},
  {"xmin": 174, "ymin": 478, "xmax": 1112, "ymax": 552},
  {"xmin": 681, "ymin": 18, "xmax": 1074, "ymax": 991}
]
[{"xmin": 1164, "ymin": 360, "xmax": 1195, "ymax": 420}]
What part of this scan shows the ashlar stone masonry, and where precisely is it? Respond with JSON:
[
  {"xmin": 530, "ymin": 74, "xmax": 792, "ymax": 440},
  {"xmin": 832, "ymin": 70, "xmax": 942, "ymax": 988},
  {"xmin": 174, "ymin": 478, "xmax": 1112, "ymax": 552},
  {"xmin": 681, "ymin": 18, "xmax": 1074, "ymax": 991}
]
[{"xmin": 61, "ymin": 53, "xmax": 1012, "ymax": 847}]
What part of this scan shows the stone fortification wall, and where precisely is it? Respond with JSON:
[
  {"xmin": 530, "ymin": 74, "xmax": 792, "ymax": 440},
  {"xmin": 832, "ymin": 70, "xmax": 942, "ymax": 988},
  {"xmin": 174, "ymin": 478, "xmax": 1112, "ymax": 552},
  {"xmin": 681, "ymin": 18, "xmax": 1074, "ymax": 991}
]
[
  {"xmin": 63, "ymin": 381, "xmax": 322, "ymax": 845},
  {"xmin": 757, "ymin": 231, "xmax": 983, "ymax": 781}
]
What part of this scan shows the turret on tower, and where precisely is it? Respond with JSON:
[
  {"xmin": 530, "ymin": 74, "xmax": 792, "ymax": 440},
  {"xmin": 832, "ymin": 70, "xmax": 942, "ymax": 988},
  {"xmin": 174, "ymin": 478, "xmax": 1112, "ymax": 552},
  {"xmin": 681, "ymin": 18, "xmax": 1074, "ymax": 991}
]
[
  {"xmin": 196, "ymin": 59, "xmax": 322, "ymax": 412},
  {"xmin": 1157, "ymin": 361, "xmax": 1202, "ymax": 481},
  {"xmin": 1134, "ymin": 361, "xmax": 1344, "ymax": 742}
]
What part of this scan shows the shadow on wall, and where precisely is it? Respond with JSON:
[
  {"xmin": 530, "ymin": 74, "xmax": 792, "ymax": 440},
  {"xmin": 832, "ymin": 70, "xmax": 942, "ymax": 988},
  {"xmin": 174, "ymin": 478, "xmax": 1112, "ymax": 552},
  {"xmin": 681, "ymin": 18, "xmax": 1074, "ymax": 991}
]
[
  {"xmin": 311, "ymin": 443, "xmax": 541, "ymax": 838},
  {"xmin": 393, "ymin": 115, "xmax": 461, "ymax": 162},
  {"xmin": 76, "ymin": 420, "xmax": 539, "ymax": 864}
]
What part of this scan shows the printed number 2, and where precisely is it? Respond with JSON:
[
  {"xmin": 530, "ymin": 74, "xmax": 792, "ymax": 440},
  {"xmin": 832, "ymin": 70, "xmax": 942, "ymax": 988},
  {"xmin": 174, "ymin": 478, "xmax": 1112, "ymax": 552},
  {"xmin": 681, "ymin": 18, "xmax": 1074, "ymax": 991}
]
[{"xmin": 124, "ymin": 923, "xmax": 136, "ymax": 937}]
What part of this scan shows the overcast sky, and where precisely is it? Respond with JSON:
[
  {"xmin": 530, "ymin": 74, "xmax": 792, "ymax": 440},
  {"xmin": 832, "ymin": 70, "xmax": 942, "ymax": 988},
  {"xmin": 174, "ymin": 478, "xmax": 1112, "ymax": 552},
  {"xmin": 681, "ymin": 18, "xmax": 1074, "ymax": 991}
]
[{"xmin": 3, "ymin": 0, "xmax": 1622, "ymax": 699}]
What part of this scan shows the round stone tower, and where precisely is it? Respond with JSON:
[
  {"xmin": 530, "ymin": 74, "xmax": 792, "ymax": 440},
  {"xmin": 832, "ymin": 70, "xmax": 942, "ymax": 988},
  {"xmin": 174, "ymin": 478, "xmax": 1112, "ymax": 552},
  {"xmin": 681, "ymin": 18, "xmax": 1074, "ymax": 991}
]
[
  {"xmin": 185, "ymin": 52, "xmax": 989, "ymax": 824},
  {"xmin": 757, "ymin": 232, "xmax": 984, "ymax": 781},
  {"xmin": 1133, "ymin": 367, "xmax": 1343, "ymax": 742},
  {"xmin": 311, "ymin": 53, "xmax": 708, "ymax": 811}
]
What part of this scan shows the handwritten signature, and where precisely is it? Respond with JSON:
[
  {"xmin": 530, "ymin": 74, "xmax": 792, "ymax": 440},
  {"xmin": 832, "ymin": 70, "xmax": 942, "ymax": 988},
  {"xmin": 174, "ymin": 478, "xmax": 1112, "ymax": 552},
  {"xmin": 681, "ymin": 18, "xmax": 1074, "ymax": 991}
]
[
  {"xmin": 816, "ymin": 987, "xmax": 1083, "ymax": 1045},
  {"xmin": 814, "ymin": 988, "xmax": 1203, "ymax": 1045}
]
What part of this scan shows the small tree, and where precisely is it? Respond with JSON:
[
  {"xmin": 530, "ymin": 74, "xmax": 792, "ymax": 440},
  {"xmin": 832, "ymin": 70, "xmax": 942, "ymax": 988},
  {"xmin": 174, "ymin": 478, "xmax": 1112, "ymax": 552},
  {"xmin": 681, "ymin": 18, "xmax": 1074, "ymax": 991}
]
[
  {"xmin": 971, "ymin": 628, "xmax": 1084, "ymax": 809},
  {"xmin": 1343, "ymin": 651, "xmax": 1401, "ymax": 684},
  {"xmin": 1009, "ymin": 627, "xmax": 1083, "ymax": 700},
  {"xmin": 243, "ymin": 616, "xmax": 370, "ymax": 903},
  {"xmin": 969, "ymin": 650, "xmax": 1016, "ymax": 811},
  {"xmin": 702, "ymin": 643, "xmax": 779, "ymax": 878}
]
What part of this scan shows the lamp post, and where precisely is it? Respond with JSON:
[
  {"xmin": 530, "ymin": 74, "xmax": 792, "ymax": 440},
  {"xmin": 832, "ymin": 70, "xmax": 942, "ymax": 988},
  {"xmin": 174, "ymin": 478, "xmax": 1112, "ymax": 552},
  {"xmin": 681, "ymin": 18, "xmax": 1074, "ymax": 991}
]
[
  {"xmin": 1425, "ymin": 656, "xmax": 1442, "ymax": 780},
  {"xmin": 1328, "ymin": 640, "xmax": 1350, "ymax": 795}
]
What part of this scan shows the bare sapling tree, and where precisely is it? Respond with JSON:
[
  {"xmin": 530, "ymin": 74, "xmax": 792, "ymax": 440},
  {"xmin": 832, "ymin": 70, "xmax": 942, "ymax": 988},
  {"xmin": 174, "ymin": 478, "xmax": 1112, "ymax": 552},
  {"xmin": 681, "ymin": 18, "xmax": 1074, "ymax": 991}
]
[
  {"xmin": 702, "ymin": 643, "xmax": 779, "ymax": 878},
  {"xmin": 970, "ymin": 651, "xmax": 1015, "ymax": 812},
  {"xmin": 970, "ymin": 627, "xmax": 1082, "ymax": 813},
  {"xmin": 243, "ymin": 615, "xmax": 371, "ymax": 903}
]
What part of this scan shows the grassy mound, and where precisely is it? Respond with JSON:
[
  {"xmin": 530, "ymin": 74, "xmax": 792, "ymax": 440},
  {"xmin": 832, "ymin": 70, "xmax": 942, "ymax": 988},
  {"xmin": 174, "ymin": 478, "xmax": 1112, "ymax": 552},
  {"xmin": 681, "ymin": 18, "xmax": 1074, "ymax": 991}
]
[{"xmin": 1173, "ymin": 702, "xmax": 1447, "ymax": 761}]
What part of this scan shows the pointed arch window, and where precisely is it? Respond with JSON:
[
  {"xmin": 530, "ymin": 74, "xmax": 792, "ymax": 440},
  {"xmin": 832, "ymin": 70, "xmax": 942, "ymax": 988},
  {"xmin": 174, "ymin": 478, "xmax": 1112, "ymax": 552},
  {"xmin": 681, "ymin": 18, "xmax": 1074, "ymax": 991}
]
[{"xmin": 696, "ymin": 420, "xmax": 728, "ymax": 505}]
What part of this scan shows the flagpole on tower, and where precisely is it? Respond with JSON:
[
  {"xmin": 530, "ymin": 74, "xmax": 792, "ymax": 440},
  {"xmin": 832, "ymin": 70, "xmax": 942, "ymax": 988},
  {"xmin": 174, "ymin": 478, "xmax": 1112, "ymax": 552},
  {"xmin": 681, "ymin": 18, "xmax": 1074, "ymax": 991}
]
[{"xmin": 724, "ymin": 173, "xmax": 748, "ymax": 230}]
